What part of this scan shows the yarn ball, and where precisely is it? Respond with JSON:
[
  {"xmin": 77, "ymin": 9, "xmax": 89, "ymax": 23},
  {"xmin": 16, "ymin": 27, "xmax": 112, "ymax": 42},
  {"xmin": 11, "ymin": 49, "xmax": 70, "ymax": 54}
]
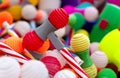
[
  {"xmin": 38, "ymin": 0, "xmax": 61, "ymax": 13},
  {"xmin": 34, "ymin": 10, "xmax": 48, "ymax": 24},
  {"xmin": 54, "ymin": 68, "xmax": 78, "ymax": 78},
  {"xmin": 21, "ymin": 60, "xmax": 49, "ymax": 78},
  {"xmin": 36, "ymin": 39, "xmax": 50, "ymax": 53},
  {"xmin": 28, "ymin": 0, "xmax": 38, "ymax": 6},
  {"xmin": 84, "ymin": 6, "xmax": 99, "ymax": 22},
  {"xmin": 0, "ymin": 56, "xmax": 21, "ymax": 78},
  {"xmin": 97, "ymin": 68, "xmax": 117, "ymax": 78},
  {"xmin": 89, "ymin": 42, "xmax": 99, "ymax": 54},
  {"xmin": 0, "ymin": 11, "xmax": 13, "ymax": 28},
  {"xmin": 9, "ymin": 0, "xmax": 20, "ymax": 6},
  {"xmin": 41, "ymin": 56, "xmax": 61, "ymax": 76},
  {"xmin": 83, "ymin": 64, "xmax": 97, "ymax": 78},
  {"xmin": 22, "ymin": 4, "xmax": 37, "ymax": 20},
  {"xmin": 91, "ymin": 51, "xmax": 108, "ymax": 68},
  {"xmin": 13, "ymin": 21, "xmax": 31, "ymax": 37},
  {"xmin": 3, "ymin": 37, "xmax": 24, "ymax": 54},
  {"xmin": 70, "ymin": 33, "xmax": 90, "ymax": 52},
  {"xmin": 76, "ymin": 29, "xmax": 89, "ymax": 37},
  {"xmin": 7, "ymin": 5, "xmax": 22, "ymax": 20},
  {"xmin": 42, "ymin": 49, "xmax": 66, "ymax": 68}
]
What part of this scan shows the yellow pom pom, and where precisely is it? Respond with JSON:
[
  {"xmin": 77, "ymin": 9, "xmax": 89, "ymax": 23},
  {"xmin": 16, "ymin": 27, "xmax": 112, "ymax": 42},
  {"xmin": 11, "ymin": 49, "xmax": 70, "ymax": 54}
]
[
  {"xmin": 70, "ymin": 33, "xmax": 90, "ymax": 52},
  {"xmin": 99, "ymin": 29, "xmax": 120, "ymax": 71},
  {"xmin": 76, "ymin": 29, "xmax": 89, "ymax": 37},
  {"xmin": 7, "ymin": 5, "xmax": 22, "ymax": 20},
  {"xmin": 83, "ymin": 64, "xmax": 97, "ymax": 78},
  {"xmin": 28, "ymin": 0, "xmax": 38, "ymax": 6}
]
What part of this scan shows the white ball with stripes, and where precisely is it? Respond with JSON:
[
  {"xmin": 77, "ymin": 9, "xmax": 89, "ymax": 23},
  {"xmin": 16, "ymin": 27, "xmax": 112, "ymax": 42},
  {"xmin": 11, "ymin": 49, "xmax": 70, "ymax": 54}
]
[
  {"xmin": 91, "ymin": 51, "xmax": 108, "ymax": 68},
  {"xmin": 0, "ymin": 56, "xmax": 21, "ymax": 78},
  {"xmin": 21, "ymin": 60, "xmax": 49, "ymax": 78}
]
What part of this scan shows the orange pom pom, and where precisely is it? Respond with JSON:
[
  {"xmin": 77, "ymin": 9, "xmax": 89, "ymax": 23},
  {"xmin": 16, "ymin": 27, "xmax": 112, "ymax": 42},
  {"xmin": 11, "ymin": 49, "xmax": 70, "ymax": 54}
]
[
  {"xmin": 37, "ymin": 39, "xmax": 50, "ymax": 53},
  {"xmin": 3, "ymin": 37, "xmax": 24, "ymax": 54},
  {"xmin": 0, "ymin": 11, "xmax": 13, "ymax": 28}
]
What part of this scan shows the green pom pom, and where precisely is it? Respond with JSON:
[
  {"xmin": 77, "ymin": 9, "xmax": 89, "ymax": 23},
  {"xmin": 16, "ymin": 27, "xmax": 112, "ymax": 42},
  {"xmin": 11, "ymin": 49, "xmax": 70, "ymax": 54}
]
[
  {"xmin": 97, "ymin": 68, "xmax": 117, "ymax": 78},
  {"xmin": 68, "ymin": 13, "xmax": 85, "ymax": 31}
]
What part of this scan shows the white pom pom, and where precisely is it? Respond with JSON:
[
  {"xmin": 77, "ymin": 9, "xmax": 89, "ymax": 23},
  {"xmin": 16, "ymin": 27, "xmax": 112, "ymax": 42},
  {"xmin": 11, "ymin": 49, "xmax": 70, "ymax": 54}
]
[
  {"xmin": 84, "ymin": 6, "xmax": 99, "ymax": 22},
  {"xmin": 91, "ymin": 51, "xmax": 108, "ymax": 68},
  {"xmin": 39, "ymin": 0, "xmax": 61, "ymax": 13},
  {"xmin": 10, "ymin": 0, "xmax": 20, "ymax": 6},
  {"xmin": 14, "ymin": 21, "xmax": 31, "ymax": 37},
  {"xmin": 54, "ymin": 69, "xmax": 77, "ymax": 78},
  {"xmin": 0, "ymin": 56, "xmax": 21, "ymax": 78},
  {"xmin": 22, "ymin": 4, "xmax": 37, "ymax": 20},
  {"xmin": 90, "ymin": 42, "xmax": 99, "ymax": 54},
  {"xmin": 21, "ymin": 60, "xmax": 49, "ymax": 78}
]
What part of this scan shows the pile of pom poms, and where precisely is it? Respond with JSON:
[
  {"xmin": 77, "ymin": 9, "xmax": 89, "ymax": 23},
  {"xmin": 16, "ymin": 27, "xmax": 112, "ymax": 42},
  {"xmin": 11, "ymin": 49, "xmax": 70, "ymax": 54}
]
[{"xmin": 0, "ymin": 0, "xmax": 120, "ymax": 78}]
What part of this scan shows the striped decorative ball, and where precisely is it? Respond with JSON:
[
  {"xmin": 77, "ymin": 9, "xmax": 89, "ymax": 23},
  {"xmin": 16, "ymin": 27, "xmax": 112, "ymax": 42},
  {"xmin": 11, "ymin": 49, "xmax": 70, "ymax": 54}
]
[
  {"xmin": 70, "ymin": 33, "xmax": 90, "ymax": 52},
  {"xmin": 54, "ymin": 68, "xmax": 78, "ymax": 78},
  {"xmin": 42, "ymin": 49, "xmax": 66, "ymax": 67},
  {"xmin": 41, "ymin": 56, "xmax": 61, "ymax": 77},
  {"xmin": 76, "ymin": 29, "xmax": 89, "ymax": 37},
  {"xmin": 83, "ymin": 64, "xmax": 97, "ymax": 78},
  {"xmin": 21, "ymin": 60, "xmax": 49, "ymax": 78},
  {"xmin": 0, "ymin": 56, "xmax": 21, "ymax": 78},
  {"xmin": 91, "ymin": 51, "xmax": 108, "ymax": 68}
]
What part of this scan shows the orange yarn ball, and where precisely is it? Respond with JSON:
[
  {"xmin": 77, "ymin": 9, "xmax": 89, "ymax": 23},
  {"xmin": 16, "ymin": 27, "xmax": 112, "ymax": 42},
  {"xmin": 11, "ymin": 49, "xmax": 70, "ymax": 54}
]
[
  {"xmin": 0, "ymin": 11, "xmax": 13, "ymax": 28},
  {"xmin": 3, "ymin": 37, "xmax": 24, "ymax": 54},
  {"xmin": 37, "ymin": 39, "xmax": 50, "ymax": 53}
]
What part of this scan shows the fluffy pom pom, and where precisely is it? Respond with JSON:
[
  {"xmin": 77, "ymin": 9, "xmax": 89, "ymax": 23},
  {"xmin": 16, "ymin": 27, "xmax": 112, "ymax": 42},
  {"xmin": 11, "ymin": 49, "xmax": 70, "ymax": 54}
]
[
  {"xmin": 14, "ymin": 21, "xmax": 31, "ymax": 37},
  {"xmin": 0, "ymin": 11, "xmax": 13, "ymax": 28},
  {"xmin": 84, "ymin": 6, "xmax": 98, "ymax": 22},
  {"xmin": 22, "ymin": 4, "xmax": 37, "ymax": 20}
]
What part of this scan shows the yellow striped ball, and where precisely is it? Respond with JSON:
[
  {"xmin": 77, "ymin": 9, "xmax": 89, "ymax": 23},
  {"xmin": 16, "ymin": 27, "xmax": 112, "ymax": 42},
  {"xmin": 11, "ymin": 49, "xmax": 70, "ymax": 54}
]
[
  {"xmin": 70, "ymin": 33, "xmax": 90, "ymax": 52},
  {"xmin": 83, "ymin": 64, "xmax": 97, "ymax": 78},
  {"xmin": 76, "ymin": 29, "xmax": 89, "ymax": 37}
]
